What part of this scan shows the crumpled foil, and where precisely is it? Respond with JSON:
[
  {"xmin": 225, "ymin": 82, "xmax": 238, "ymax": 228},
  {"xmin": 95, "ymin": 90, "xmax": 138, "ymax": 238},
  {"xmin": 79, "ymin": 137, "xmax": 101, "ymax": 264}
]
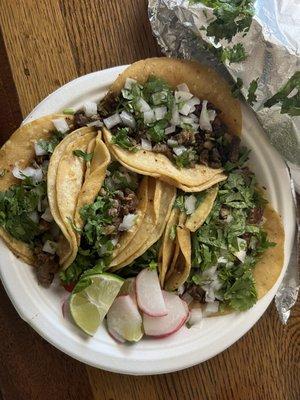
[{"xmin": 148, "ymin": 0, "xmax": 299, "ymax": 322}]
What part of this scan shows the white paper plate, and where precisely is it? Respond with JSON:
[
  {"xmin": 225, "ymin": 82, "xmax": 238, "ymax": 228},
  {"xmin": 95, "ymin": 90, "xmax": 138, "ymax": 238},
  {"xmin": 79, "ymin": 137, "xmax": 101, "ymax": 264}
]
[{"xmin": 0, "ymin": 66, "xmax": 295, "ymax": 375}]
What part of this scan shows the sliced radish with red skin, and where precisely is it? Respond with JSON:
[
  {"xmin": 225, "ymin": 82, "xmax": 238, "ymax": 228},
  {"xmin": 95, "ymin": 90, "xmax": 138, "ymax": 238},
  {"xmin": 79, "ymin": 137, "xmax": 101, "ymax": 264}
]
[
  {"xmin": 107, "ymin": 295, "xmax": 143, "ymax": 342},
  {"xmin": 143, "ymin": 291, "xmax": 189, "ymax": 338},
  {"xmin": 136, "ymin": 269, "xmax": 167, "ymax": 317}
]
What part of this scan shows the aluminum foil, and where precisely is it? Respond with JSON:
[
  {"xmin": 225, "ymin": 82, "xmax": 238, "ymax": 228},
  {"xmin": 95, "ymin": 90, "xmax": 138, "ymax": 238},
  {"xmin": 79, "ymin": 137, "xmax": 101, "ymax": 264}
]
[{"xmin": 148, "ymin": 0, "xmax": 299, "ymax": 322}]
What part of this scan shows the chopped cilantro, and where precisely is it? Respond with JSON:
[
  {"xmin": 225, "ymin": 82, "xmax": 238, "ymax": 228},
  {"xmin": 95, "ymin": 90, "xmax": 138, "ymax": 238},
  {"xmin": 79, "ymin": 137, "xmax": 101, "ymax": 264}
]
[
  {"xmin": 63, "ymin": 108, "xmax": 75, "ymax": 115},
  {"xmin": 111, "ymin": 127, "xmax": 138, "ymax": 152},
  {"xmin": 37, "ymin": 130, "xmax": 67, "ymax": 154},
  {"xmin": 174, "ymin": 148, "xmax": 197, "ymax": 168},
  {"xmin": 264, "ymin": 72, "xmax": 300, "ymax": 116},
  {"xmin": 73, "ymin": 149, "xmax": 93, "ymax": 162},
  {"xmin": 219, "ymin": 43, "xmax": 247, "ymax": 63},
  {"xmin": 247, "ymin": 78, "xmax": 259, "ymax": 106},
  {"xmin": 174, "ymin": 194, "xmax": 186, "ymax": 212}
]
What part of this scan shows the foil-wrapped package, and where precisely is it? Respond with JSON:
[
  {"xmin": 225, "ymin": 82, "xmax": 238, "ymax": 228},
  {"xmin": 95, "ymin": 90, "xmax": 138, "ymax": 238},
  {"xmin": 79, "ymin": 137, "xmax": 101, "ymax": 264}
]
[{"xmin": 148, "ymin": 0, "xmax": 299, "ymax": 322}]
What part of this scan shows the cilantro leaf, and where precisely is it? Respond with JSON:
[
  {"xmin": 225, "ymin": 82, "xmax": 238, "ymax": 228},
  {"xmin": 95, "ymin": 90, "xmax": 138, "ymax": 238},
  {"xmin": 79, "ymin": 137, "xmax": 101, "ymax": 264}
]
[
  {"xmin": 111, "ymin": 127, "xmax": 138, "ymax": 152},
  {"xmin": 73, "ymin": 149, "xmax": 93, "ymax": 162},
  {"xmin": 264, "ymin": 72, "xmax": 300, "ymax": 116},
  {"xmin": 247, "ymin": 78, "xmax": 259, "ymax": 106},
  {"xmin": 219, "ymin": 43, "xmax": 247, "ymax": 63},
  {"xmin": 174, "ymin": 149, "xmax": 197, "ymax": 168}
]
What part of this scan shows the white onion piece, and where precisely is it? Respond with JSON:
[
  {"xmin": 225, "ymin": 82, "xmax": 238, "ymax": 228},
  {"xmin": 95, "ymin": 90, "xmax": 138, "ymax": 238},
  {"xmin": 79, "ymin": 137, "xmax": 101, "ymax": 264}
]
[
  {"xmin": 181, "ymin": 116, "xmax": 196, "ymax": 126},
  {"xmin": 41, "ymin": 207, "xmax": 54, "ymax": 222},
  {"xmin": 118, "ymin": 213, "xmax": 137, "ymax": 231},
  {"xmin": 154, "ymin": 106, "xmax": 167, "ymax": 120},
  {"xmin": 204, "ymin": 301, "xmax": 219, "ymax": 315},
  {"xmin": 176, "ymin": 83, "xmax": 190, "ymax": 92},
  {"xmin": 202, "ymin": 265, "xmax": 218, "ymax": 279},
  {"xmin": 217, "ymin": 257, "xmax": 228, "ymax": 264},
  {"xmin": 207, "ymin": 109, "xmax": 216, "ymax": 122},
  {"xmin": 141, "ymin": 138, "xmax": 152, "ymax": 150},
  {"xmin": 143, "ymin": 110, "xmax": 155, "ymax": 124},
  {"xmin": 167, "ymin": 139, "xmax": 178, "ymax": 147},
  {"xmin": 234, "ymin": 249, "xmax": 246, "ymax": 263},
  {"xmin": 52, "ymin": 118, "xmax": 69, "ymax": 133},
  {"xmin": 181, "ymin": 292, "xmax": 193, "ymax": 305},
  {"xmin": 29, "ymin": 211, "xmax": 39, "ymax": 224},
  {"xmin": 42, "ymin": 240, "xmax": 57, "ymax": 255},
  {"xmin": 189, "ymin": 113, "xmax": 199, "ymax": 122},
  {"xmin": 103, "ymin": 113, "xmax": 122, "ymax": 129},
  {"xmin": 12, "ymin": 165, "xmax": 43, "ymax": 183},
  {"xmin": 175, "ymin": 90, "xmax": 193, "ymax": 103},
  {"xmin": 237, "ymin": 237, "xmax": 247, "ymax": 251},
  {"xmin": 111, "ymin": 238, "xmax": 118, "ymax": 246},
  {"xmin": 184, "ymin": 195, "xmax": 197, "ymax": 215},
  {"xmin": 187, "ymin": 97, "xmax": 201, "ymax": 108},
  {"xmin": 179, "ymin": 102, "xmax": 194, "ymax": 116},
  {"xmin": 188, "ymin": 308, "xmax": 203, "ymax": 326},
  {"xmin": 199, "ymin": 100, "xmax": 212, "ymax": 131},
  {"xmin": 165, "ymin": 125, "xmax": 176, "ymax": 135},
  {"xmin": 86, "ymin": 120, "xmax": 103, "ymax": 128},
  {"xmin": 124, "ymin": 77, "xmax": 137, "ymax": 89},
  {"xmin": 34, "ymin": 141, "xmax": 47, "ymax": 156},
  {"xmin": 177, "ymin": 285, "xmax": 185, "ymax": 296},
  {"xmin": 83, "ymin": 101, "xmax": 98, "ymax": 117},
  {"xmin": 226, "ymin": 214, "xmax": 233, "ymax": 223},
  {"xmin": 173, "ymin": 146, "xmax": 187, "ymax": 156},
  {"xmin": 171, "ymin": 105, "xmax": 180, "ymax": 125},
  {"xmin": 136, "ymin": 98, "xmax": 151, "ymax": 113},
  {"xmin": 120, "ymin": 110, "xmax": 136, "ymax": 128}
]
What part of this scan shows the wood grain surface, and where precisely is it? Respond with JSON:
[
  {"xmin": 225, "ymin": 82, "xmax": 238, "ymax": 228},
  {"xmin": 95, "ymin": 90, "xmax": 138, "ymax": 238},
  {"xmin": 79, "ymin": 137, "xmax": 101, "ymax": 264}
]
[{"xmin": 0, "ymin": 1, "xmax": 299, "ymax": 399}]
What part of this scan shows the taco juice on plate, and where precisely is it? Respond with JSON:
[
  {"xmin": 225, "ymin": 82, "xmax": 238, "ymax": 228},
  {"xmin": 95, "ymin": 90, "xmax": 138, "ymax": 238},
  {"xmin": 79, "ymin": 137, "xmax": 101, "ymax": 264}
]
[{"xmin": 0, "ymin": 58, "xmax": 284, "ymax": 341}]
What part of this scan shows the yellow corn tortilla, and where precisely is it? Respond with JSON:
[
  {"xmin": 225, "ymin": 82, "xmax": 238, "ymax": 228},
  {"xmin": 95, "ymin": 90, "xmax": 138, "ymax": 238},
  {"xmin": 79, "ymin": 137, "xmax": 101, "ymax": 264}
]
[
  {"xmin": 56, "ymin": 131, "xmax": 96, "ymax": 269},
  {"xmin": 185, "ymin": 186, "xmax": 218, "ymax": 232},
  {"xmin": 112, "ymin": 176, "xmax": 148, "ymax": 259},
  {"xmin": 110, "ymin": 178, "xmax": 176, "ymax": 270},
  {"xmin": 74, "ymin": 132, "xmax": 111, "ymax": 240},
  {"xmin": 0, "ymin": 114, "xmax": 74, "ymax": 266},
  {"xmin": 164, "ymin": 212, "xmax": 192, "ymax": 290},
  {"xmin": 158, "ymin": 207, "xmax": 180, "ymax": 286},
  {"xmin": 102, "ymin": 57, "xmax": 241, "ymax": 190},
  {"xmin": 48, "ymin": 126, "xmax": 95, "ymax": 264}
]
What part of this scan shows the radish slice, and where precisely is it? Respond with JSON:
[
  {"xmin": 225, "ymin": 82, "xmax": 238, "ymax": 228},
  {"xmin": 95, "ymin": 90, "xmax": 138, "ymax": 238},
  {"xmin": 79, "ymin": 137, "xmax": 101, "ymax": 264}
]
[
  {"xmin": 107, "ymin": 295, "xmax": 143, "ymax": 342},
  {"xmin": 143, "ymin": 291, "xmax": 189, "ymax": 337},
  {"xmin": 136, "ymin": 269, "xmax": 167, "ymax": 317},
  {"xmin": 108, "ymin": 326, "xmax": 126, "ymax": 344}
]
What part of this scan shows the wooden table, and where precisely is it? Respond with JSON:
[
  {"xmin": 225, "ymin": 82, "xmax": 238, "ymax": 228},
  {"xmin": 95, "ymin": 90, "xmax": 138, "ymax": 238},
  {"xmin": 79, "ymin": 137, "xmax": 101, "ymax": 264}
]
[{"xmin": 0, "ymin": 1, "xmax": 299, "ymax": 399}]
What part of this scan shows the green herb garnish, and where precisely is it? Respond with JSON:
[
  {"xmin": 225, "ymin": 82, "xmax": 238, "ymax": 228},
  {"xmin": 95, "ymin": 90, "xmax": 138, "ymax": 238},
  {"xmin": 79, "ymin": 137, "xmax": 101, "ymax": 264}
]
[
  {"xmin": 112, "ymin": 128, "xmax": 138, "ymax": 152},
  {"xmin": 247, "ymin": 78, "xmax": 259, "ymax": 106},
  {"xmin": 73, "ymin": 149, "xmax": 93, "ymax": 162}
]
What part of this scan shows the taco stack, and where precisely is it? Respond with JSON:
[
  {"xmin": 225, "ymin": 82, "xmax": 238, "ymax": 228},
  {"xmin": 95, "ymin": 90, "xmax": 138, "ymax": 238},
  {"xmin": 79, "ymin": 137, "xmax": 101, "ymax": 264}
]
[{"xmin": 0, "ymin": 58, "xmax": 285, "ymax": 338}]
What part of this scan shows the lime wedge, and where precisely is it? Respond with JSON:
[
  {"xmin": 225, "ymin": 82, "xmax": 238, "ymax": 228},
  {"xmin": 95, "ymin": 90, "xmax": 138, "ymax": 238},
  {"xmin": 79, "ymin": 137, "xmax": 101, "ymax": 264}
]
[{"xmin": 70, "ymin": 273, "xmax": 124, "ymax": 336}]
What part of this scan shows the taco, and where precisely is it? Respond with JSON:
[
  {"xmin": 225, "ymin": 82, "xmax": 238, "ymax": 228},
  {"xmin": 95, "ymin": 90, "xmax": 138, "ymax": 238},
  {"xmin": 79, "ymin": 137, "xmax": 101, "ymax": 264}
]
[
  {"xmin": 99, "ymin": 57, "xmax": 242, "ymax": 191},
  {"xmin": 0, "ymin": 114, "xmax": 83, "ymax": 285},
  {"xmin": 59, "ymin": 162, "xmax": 158, "ymax": 285},
  {"xmin": 171, "ymin": 167, "xmax": 284, "ymax": 315}
]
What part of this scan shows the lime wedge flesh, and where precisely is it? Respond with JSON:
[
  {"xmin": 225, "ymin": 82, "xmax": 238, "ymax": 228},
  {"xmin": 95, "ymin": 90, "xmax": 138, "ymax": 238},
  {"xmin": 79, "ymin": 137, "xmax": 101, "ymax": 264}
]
[{"xmin": 70, "ymin": 273, "xmax": 124, "ymax": 336}]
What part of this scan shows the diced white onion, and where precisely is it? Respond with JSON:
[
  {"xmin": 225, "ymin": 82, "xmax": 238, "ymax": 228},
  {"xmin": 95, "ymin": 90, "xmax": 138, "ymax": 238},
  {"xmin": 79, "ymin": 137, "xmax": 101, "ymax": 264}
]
[
  {"xmin": 41, "ymin": 207, "xmax": 54, "ymax": 222},
  {"xmin": 173, "ymin": 146, "xmax": 187, "ymax": 156},
  {"xmin": 202, "ymin": 265, "xmax": 218, "ymax": 279},
  {"xmin": 12, "ymin": 165, "xmax": 43, "ymax": 183},
  {"xmin": 204, "ymin": 286, "xmax": 216, "ymax": 303},
  {"xmin": 237, "ymin": 237, "xmax": 247, "ymax": 251},
  {"xmin": 42, "ymin": 240, "xmax": 57, "ymax": 255},
  {"xmin": 165, "ymin": 125, "xmax": 176, "ymax": 135},
  {"xmin": 34, "ymin": 141, "xmax": 47, "ymax": 156},
  {"xmin": 181, "ymin": 292, "xmax": 193, "ymax": 305},
  {"xmin": 86, "ymin": 120, "xmax": 103, "ymax": 128},
  {"xmin": 52, "ymin": 118, "xmax": 69, "ymax": 133},
  {"xmin": 124, "ymin": 77, "xmax": 137, "ymax": 89},
  {"xmin": 29, "ymin": 211, "xmax": 39, "ymax": 224},
  {"xmin": 187, "ymin": 97, "xmax": 201, "ymax": 108},
  {"xmin": 118, "ymin": 213, "xmax": 137, "ymax": 231},
  {"xmin": 143, "ymin": 109, "xmax": 155, "ymax": 124},
  {"xmin": 204, "ymin": 301, "xmax": 219, "ymax": 315},
  {"xmin": 103, "ymin": 113, "xmax": 122, "ymax": 129},
  {"xmin": 154, "ymin": 106, "xmax": 167, "ymax": 121},
  {"xmin": 217, "ymin": 257, "xmax": 228, "ymax": 264},
  {"xmin": 179, "ymin": 102, "xmax": 194, "ymax": 116},
  {"xmin": 152, "ymin": 91, "xmax": 167, "ymax": 105},
  {"xmin": 120, "ymin": 110, "xmax": 136, "ymax": 129},
  {"xmin": 111, "ymin": 238, "xmax": 118, "ymax": 246},
  {"xmin": 234, "ymin": 249, "xmax": 246, "ymax": 263},
  {"xmin": 176, "ymin": 83, "xmax": 190, "ymax": 92},
  {"xmin": 136, "ymin": 98, "xmax": 151, "ymax": 113},
  {"xmin": 171, "ymin": 105, "xmax": 180, "ymax": 126},
  {"xmin": 181, "ymin": 116, "xmax": 197, "ymax": 127},
  {"xmin": 226, "ymin": 214, "xmax": 233, "ymax": 223},
  {"xmin": 175, "ymin": 90, "xmax": 193, "ymax": 103},
  {"xmin": 83, "ymin": 101, "xmax": 98, "ymax": 117},
  {"xmin": 167, "ymin": 139, "xmax": 178, "ymax": 147},
  {"xmin": 188, "ymin": 308, "xmax": 203, "ymax": 326},
  {"xmin": 189, "ymin": 113, "xmax": 199, "ymax": 122},
  {"xmin": 184, "ymin": 195, "xmax": 197, "ymax": 215},
  {"xmin": 177, "ymin": 285, "xmax": 185, "ymax": 296},
  {"xmin": 141, "ymin": 138, "xmax": 152, "ymax": 150},
  {"xmin": 207, "ymin": 109, "xmax": 216, "ymax": 122},
  {"xmin": 199, "ymin": 100, "xmax": 212, "ymax": 131}
]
